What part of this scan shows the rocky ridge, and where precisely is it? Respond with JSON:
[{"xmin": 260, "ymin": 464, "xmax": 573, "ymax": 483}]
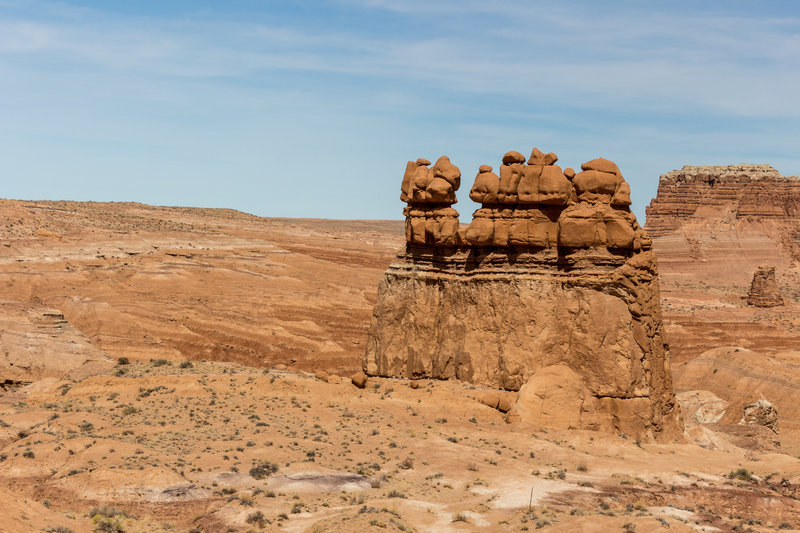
[{"xmin": 365, "ymin": 148, "xmax": 683, "ymax": 442}]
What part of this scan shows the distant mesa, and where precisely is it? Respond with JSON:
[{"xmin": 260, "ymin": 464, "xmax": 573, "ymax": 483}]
[
  {"xmin": 646, "ymin": 164, "xmax": 800, "ymax": 238},
  {"xmin": 745, "ymin": 265, "xmax": 784, "ymax": 307},
  {"xmin": 645, "ymin": 163, "xmax": 800, "ymax": 292},
  {"xmin": 365, "ymin": 147, "xmax": 683, "ymax": 442}
]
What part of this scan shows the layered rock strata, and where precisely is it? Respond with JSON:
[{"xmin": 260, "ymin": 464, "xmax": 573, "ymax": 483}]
[
  {"xmin": 646, "ymin": 164, "xmax": 800, "ymax": 238},
  {"xmin": 365, "ymin": 148, "xmax": 683, "ymax": 441},
  {"xmin": 746, "ymin": 266, "xmax": 784, "ymax": 307}
]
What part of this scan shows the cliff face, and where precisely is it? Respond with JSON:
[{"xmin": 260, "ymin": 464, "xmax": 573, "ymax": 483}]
[
  {"xmin": 364, "ymin": 148, "xmax": 683, "ymax": 442},
  {"xmin": 645, "ymin": 165, "xmax": 800, "ymax": 287},
  {"xmin": 646, "ymin": 164, "xmax": 800, "ymax": 237}
]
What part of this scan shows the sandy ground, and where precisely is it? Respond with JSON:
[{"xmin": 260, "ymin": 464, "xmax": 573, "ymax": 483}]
[{"xmin": 2, "ymin": 362, "xmax": 799, "ymax": 532}]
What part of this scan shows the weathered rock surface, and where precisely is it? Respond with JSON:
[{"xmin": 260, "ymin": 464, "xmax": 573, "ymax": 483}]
[
  {"xmin": 740, "ymin": 399, "xmax": 779, "ymax": 434},
  {"xmin": 673, "ymin": 346, "xmax": 800, "ymax": 447},
  {"xmin": 0, "ymin": 303, "xmax": 114, "ymax": 384},
  {"xmin": 644, "ymin": 164, "xmax": 800, "ymax": 366},
  {"xmin": 746, "ymin": 265, "xmax": 783, "ymax": 307},
  {"xmin": 646, "ymin": 164, "xmax": 800, "ymax": 238},
  {"xmin": 645, "ymin": 165, "xmax": 800, "ymax": 286},
  {"xmin": 365, "ymin": 148, "xmax": 683, "ymax": 441}
]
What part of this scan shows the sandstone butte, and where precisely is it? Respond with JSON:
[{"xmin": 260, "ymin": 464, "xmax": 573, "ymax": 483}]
[
  {"xmin": 645, "ymin": 164, "xmax": 800, "ymax": 286},
  {"xmin": 364, "ymin": 148, "xmax": 684, "ymax": 442}
]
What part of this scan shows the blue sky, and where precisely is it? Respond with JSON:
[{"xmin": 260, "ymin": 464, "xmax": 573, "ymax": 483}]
[{"xmin": 1, "ymin": 1, "xmax": 798, "ymax": 222}]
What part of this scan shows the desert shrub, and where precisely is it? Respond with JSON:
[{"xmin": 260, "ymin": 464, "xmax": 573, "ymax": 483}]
[
  {"xmin": 249, "ymin": 461, "xmax": 279, "ymax": 479},
  {"xmin": 150, "ymin": 358, "xmax": 171, "ymax": 367},
  {"xmin": 398, "ymin": 457, "xmax": 414, "ymax": 469},
  {"xmin": 623, "ymin": 522, "xmax": 636, "ymax": 533},
  {"xmin": 577, "ymin": 463, "xmax": 589, "ymax": 472},
  {"xmin": 117, "ymin": 357, "xmax": 129, "ymax": 365},
  {"xmin": 93, "ymin": 518, "xmax": 124, "ymax": 533},
  {"xmin": 179, "ymin": 361, "xmax": 193, "ymax": 369},
  {"xmin": 246, "ymin": 511, "xmax": 267, "ymax": 526},
  {"xmin": 452, "ymin": 512, "xmax": 470, "ymax": 523},
  {"xmin": 90, "ymin": 507, "xmax": 128, "ymax": 533},
  {"xmin": 22, "ymin": 450, "xmax": 35, "ymax": 458},
  {"xmin": 729, "ymin": 468, "xmax": 753, "ymax": 481},
  {"xmin": 89, "ymin": 507, "xmax": 128, "ymax": 519}
]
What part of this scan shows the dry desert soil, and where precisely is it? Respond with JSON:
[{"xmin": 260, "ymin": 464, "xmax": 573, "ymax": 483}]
[{"xmin": 1, "ymin": 199, "xmax": 800, "ymax": 533}]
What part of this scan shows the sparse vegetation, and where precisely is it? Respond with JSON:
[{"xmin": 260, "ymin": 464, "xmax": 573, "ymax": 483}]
[
  {"xmin": 729, "ymin": 468, "xmax": 754, "ymax": 482},
  {"xmin": 249, "ymin": 460, "xmax": 279, "ymax": 479}
]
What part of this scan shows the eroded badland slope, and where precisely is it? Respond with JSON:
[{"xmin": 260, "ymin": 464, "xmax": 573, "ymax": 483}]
[{"xmin": 0, "ymin": 199, "xmax": 403, "ymax": 380}]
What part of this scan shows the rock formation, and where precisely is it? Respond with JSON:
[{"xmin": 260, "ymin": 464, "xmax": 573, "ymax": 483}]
[
  {"xmin": 740, "ymin": 399, "xmax": 778, "ymax": 434},
  {"xmin": 364, "ymin": 148, "xmax": 683, "ymax": 442},
  {"xmin": 645, "ymin": 164, "xmax": 800, "ymax": 282},
  {"xmin": 645, "ymin": 164, "xmax": 800, "ymax": 238},
  {"xmin": 401, "ymin": 156, "xmax": 462, "ymax": 246},
  {"xmin": 645, "ymin": 164, "xmax": 800, "ymax": 365},
  {"xmin": 745, "ymin": 266, "xmax": 783, "ymax": 307}
]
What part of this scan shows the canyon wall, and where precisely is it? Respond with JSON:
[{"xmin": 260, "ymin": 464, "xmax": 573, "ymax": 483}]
[{"xmin": 365, "ymin": 148, "xmax": 683, "ymax": 442}]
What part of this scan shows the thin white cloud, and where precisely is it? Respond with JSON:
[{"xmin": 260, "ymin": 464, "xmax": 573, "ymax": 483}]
[{"xmin": 1, "ymin": 1, "xmax": 796, "ymax": 119}]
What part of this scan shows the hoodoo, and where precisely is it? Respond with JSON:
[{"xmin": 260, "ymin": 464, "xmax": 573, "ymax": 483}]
[
  {"xmin": 746, "ymin": 266, "xmax": 784, "ymax": 307},
  {"xmin": 364, "ymin": 148, "xmax": 683, "ymax": 442}
]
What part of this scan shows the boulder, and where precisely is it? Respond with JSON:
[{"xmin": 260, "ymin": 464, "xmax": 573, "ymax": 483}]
[
  {"xmin": 502, "ymin": 151, "xmax": 526, "ymax": 165},
  {"xmin": 537, "ymin": 165, "xmax": 571, "ymax": 205},
  {"xmin": 426, "ymin": 177, "xmax": 456, "ymax": 203},
  {"xmin": 516, "ymin": 165, "xmax": 542, "ymax": 204},
  {"xmin": 581, "ymin": 157, "xmax": 619, "ymax": 175},
  {"xmin": 572, "ymin": 169, "xmax": 622, "ymax": 204},
  {"xmin": 351, "ymin": 371, "xmax": 368, "ymax": 389},
  {"xmin": 740, "ymin": 399, "xmax": 778, "ymax": 433},
  {"xmin": 432, "ymin": 155, "xmax": 461, "ymax": 190},
  {"xmin": 498, "ymin": 164, "xmax": 522, "ymax": 203},
  {"xmin": 469, "ymin": 168, "xmax": 500, "ymax": 204},
  {"xmin": 466, "ymin": 215, "xmax": 494, "ymax": 246},
  {"xmin": 508, "ymin": 364, "xmax": 599, "ymax": 430},
  {"xmin": 558, "ymin": 205, "xmax": 607, "ymax": 248},
  {"xmin": 481, "ymin": 392, "xmax": 500, "ymax": 409}
]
